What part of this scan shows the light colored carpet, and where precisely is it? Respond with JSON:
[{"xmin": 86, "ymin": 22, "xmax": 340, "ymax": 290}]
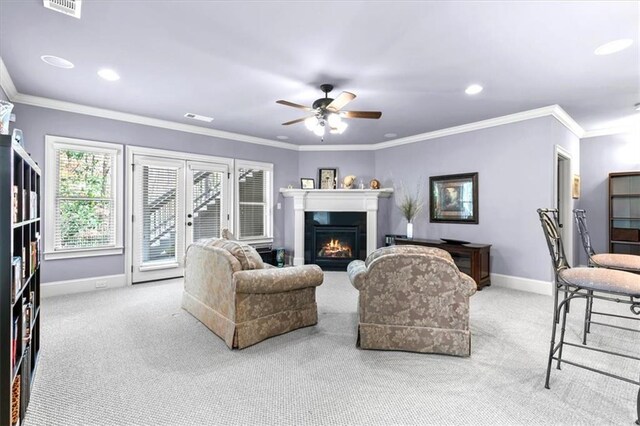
[{"xmin": 25, "ymin": 272, "xmax": 638, "ymax": 425}]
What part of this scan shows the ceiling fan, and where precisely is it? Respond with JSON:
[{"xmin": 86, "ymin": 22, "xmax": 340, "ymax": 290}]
[{"xmin": 276, "ymin": 84, "xmax": 382, "ymax": 137}]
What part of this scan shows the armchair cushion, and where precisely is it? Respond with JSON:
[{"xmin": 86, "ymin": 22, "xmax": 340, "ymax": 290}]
[
  {"xmin": 206, "ymin": 239, "xmax": 264, "ymax": 270},
  {"xmin": 364, "ymin": 244, "xmax": 453, "ymax": 267},
  {"xmin": 234, "ymin": 265, "xmax": 323, "ymax": 294}
]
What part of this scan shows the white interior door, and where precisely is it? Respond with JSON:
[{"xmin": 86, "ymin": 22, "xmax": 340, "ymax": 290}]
[
  {"xmin": 132, "ymin": 156, "xmax": 185, "ymax": 283},
  {"xmin": 185, "ymin": 161, "xmax": 229, "ymax": 246}
]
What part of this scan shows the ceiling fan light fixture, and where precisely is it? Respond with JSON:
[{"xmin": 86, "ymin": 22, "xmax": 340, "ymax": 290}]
[
  {"xmin": 336, "ymin": 121, "xmax": 348, "ymax": 134},
  {"xmin": 305, "ymin": 116, "xmax": 318, "ymax": 131},
  {"xmin": 327, "ymin": 113, "xmax": 342, "ymax": 128},
  {"xmin": 313, "ymin": 123, "xmax": 326, "ymax": 137}
]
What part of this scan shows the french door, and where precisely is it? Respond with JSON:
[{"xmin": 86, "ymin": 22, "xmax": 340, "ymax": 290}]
[{"xmin": 131, "ymin": 155, "xmax": 229, "ymax": 283}]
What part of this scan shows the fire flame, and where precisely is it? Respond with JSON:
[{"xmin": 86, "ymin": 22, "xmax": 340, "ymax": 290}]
[{"xmin": 319, "ymin": 239, "xmax": 352, "ymax": 258}]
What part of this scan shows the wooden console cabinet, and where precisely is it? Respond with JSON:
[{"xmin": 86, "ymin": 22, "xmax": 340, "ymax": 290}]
[{"xmin": 394, "ymin": 238, "xmax": 491, "ymax": 290}]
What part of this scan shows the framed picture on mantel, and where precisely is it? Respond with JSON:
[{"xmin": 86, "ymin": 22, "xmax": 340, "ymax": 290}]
[
  {"xmin": 318, "ymin": 168, "xmax": 337, "ymax": 189},
  {"xmin": 430, "ymin": 172, "xmax": 478, "ymax": 224}
]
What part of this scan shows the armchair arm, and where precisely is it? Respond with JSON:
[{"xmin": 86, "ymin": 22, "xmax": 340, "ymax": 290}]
[
  {"xmin": 347, "ymin": 260, "xmax": 367, "ymax": 290},
  {"xmin": 459, "ymin": 272, "xmax": 477, "ymax": 297},
  {"xmin": 233, "ymin": 264, "xmax": 323, "ymax": 294}
]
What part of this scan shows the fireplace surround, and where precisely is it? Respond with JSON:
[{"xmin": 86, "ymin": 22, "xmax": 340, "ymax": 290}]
[{"xmin": 280, "ymin": 188, "xmax": 393, "ymax": 267}]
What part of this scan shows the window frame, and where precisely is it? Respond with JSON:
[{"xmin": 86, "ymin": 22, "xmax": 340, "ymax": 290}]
[
  {"xmin": 44, "ymin": 135, "xmax": 124, "ymax": 260},
  {"xmin": 234, "ymin": 159, "xmax": 274, "ymax": 244}
]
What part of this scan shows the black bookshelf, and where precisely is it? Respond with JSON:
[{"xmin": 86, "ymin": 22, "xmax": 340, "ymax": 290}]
[{"xmin": 1, "ymin": 135, "xmax": 41, "ymax": 426}]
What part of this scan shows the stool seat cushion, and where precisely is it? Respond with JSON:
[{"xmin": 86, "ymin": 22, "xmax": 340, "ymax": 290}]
[
  {"xmin": 591, "ymin": 253, "xmax": 640, "ymax": 272},
  {"xmin": 559, "ymin": 267, "xmax": 640, "ymax": 297}
]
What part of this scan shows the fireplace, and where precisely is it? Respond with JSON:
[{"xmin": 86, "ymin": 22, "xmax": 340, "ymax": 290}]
[
  {"xmin": 280, "ymin": 188, "xmax": 393, "ymax": 266},
  {"xmin": 305, "ymin": 212, "xmax": 366, "ymax": 270}
]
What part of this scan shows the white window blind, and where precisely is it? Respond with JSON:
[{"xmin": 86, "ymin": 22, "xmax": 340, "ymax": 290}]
[
  {"xmin": 44, "ymin": 136, "xmax": 123, "ymax": 260},
  {"xmin": 238, "ymin": 168, "xmax": 266, "ymax": 238},
  {"xmin": 191, "ymin": 169, "xmax": 223, "ymax": 241},
  {"xmin": 54, "ymin": 148, "xmax": 116, "ymax": 250},
  {"xmin": 141, "ymin": 166, "xmax": 179, "ymax": 264}
]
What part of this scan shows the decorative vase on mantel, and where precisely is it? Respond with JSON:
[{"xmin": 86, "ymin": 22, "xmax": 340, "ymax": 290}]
[{"xmin": 406, "ymin": 222, "xmax": 414, "ymax": 239}]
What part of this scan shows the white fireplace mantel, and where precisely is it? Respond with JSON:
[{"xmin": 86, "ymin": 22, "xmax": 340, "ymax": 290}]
[{"xmin": 280, "ymin": 188, "xmax": 393, "ymax": 266}]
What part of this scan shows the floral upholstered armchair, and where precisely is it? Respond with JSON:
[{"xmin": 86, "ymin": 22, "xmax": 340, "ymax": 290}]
[
  {"xmin": 347, "ymin": 245, "xmax": 477, "ymax": 356},
  {"xmin": 182, "ymin": 238, "xmax": 324, "ymax": 349}
]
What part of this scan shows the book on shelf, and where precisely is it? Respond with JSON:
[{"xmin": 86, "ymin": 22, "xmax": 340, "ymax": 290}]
[
  {"xmin": 12, "ymin": 185, "xmax": 18, "ymax": 223},
  {"xmin": 12, "ymin": 257, "xmax": 21, "ymax": 303},
  {"xmin": 21, "ymin": 247, "xmax": 26, "ymax": 279},
  {"xmin": 30, "ymin": 191, "xmax": 37, "ymax": 219},
  {"xmin": 20, "ymin": 353, "xmax": 31, "ymax": 417},
  {"xmin": 21, "ymin": 189, "xmax": 27, "ymax": 221},
  {"xmin": 29, "ymin": 241, "xmax": 36, "ymax": 275},
  {"xmin": 35, "ymin": 232, "xmax": 41, "ymax": 263},
  {"xmin": 22, "ymin": 301, "xmax": 32, "ymax": 345},
  {"xmin": 11, "ymin": 317, "xmax": 18, "ymax": 373},
  {"xmin": 11, "ymin": 374, "xmax": 19, "ymax": 426}
]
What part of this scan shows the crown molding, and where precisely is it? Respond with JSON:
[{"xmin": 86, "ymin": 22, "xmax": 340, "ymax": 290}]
[
  {"xmin": 0, "ymin": 57, "xmax": 18, "ymax": 99},
  {"xmin": 582, "ymin": 126, "xmax": 635, "ymax": 138},
  {"xmin": 549, "ymin": 104, "xmax": 585, "ymax": 138},
  {"xmin": 10, "ymin": 93, "xmax": 300, "ymax": 150},
  {"xmin": 300, "ymin": 105, "xmax": 586, "ymax": 151}
]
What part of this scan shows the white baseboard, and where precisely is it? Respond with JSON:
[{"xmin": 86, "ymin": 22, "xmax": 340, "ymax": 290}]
[
  {"xmin": 42, "ymin": 274, "xmax": 127, "ymax": 298},
  {"xmin": 490, "ymin": 273, "xmax": 553, "ymax": 296}
]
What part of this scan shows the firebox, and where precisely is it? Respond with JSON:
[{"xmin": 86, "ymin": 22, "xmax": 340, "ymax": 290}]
[{"xmin": 305, "ymin": 212, "xmax": 366, "ymax": 270}]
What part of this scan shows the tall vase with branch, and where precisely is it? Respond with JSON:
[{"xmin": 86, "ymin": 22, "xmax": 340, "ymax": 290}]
[{"xmin": 397, "ymin": 181, "xmax": 423, "ymax": 239}]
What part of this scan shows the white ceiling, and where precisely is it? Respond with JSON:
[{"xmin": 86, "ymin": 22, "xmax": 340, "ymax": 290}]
[{"xmin": 0, "ymin": 1, "xmax": 638, "ymax": 145}]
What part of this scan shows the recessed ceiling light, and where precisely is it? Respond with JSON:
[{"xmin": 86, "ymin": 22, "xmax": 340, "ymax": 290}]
[
  {"xmin": 276, "ymin": 135, "xmax": 289, "ymax": 140},
  {"xmin": 384, "ymin": 133, "xmax": 397, "ymax": 138},
  {"xmin": 594, "ymin": 39, "xmax": 633, "ymax": 55},
  {"xmin": 40, "ymin": 55, "xmax": 74, "ymax": 69},
  {"xmin": 184, "ymin": 113, "xmax": 213, "ymax": 123},
  {"xmin": 98, "ymin": 68, "xmax": 120, "ymax": 81},
  {"xmin": 465, "ymin": 84, "xmax": 483, "ymax": 95}
]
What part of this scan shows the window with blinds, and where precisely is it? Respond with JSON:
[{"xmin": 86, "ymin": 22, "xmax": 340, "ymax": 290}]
[
  {"xmin": 45, "ymin": 136, "xmax": 123, "ymax": 259},
  {"xmin": 237, "ymin": 165, "xmax": 272, "ymax": 240}
]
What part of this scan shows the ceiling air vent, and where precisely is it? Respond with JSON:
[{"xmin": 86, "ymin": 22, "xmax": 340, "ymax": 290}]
[
  {"xmin": 184, "ymin": 113, "xmax": 214, "ymax": 123},
  {"xmin": 43, "ymin": 0, "xmax": 82, "ymax": 19}
]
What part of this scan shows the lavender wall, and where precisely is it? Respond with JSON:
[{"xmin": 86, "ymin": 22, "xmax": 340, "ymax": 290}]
[
  {"xmin": 374, "ymin": 116, "xmax": 580, "ymax": 283},
  {"xmin": 577, "ymin": 133, "xmax": 640, "ymax": 266},
  {"xmin": 12, "ymin": 103, "xmax": 299, "ymax": 283},
  {"xmin": 298, "ymin": 151, "xmax": 375, "ymax": 188}
]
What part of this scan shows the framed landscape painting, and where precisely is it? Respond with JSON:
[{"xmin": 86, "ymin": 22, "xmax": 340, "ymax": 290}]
[{"xmin": 430, "ymin": 172, "xmax": 478, "ymax": 224}]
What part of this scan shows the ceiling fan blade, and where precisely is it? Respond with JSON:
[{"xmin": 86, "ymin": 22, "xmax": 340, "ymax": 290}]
[
  {"xmin": 281, "ymin": 116, "xmax": 310, "ymax": 126},
  {"xmin": 342, "ymin": 110, "xmax": 382, "ymax": 119},
  {"xmin": 326, "ymin": 91, "xmax": 356, "ymax": 112},
  {"xmin": 276, "ymin": 100, "xmax": 312, "ymax": 111}
]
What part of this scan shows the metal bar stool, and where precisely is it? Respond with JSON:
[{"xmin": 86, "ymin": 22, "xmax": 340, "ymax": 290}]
[
  {"xmin": 538, "ymin": 208, "xmax": 640, "ymax": 424},
  {"xmin": 574, "ymin": 209, "xmax": 640, "ymax": 344}
]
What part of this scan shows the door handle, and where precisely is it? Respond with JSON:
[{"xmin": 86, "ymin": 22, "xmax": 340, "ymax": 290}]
[
  {"xmin": 187, "ymin": 222, "xmax": 192, "ymax": 226},
  {"xmin": 187, "ymin": 214, "xmax": 193, "ymax": 218}
]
